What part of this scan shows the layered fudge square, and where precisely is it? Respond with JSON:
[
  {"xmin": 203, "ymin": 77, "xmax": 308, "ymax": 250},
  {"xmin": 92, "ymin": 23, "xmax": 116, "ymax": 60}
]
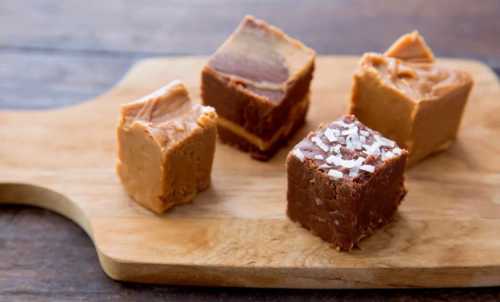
[
  {"xmin": 287, "ymin": 115, "xmax": 407, "ymax": 251},
  {"xmin": 202, "ymin": 15, "xmax": 315, "ymax": 160},
  {"xmin": 349, "ymin": 31, "xmax": 473, "ymax": 166},
  {"xmin": 116, "ymin": 80, "xmax": 217, "ymax": 214}
]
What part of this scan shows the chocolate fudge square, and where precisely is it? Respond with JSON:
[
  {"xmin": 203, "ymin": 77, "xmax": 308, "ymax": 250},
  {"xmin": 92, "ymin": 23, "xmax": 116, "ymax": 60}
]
[
  {"xmin": 202, "ymin": 15, "xmax": 315, "ymax": 160},
  {"xmin": 287, "ymin": 115, "xmax": 407, "ymax": 251},
  {"xmin": 117, "ymin": 80, "xmax": 217, "ymax": 214},
  {"xmin": 350, "ymin": 31, "xmax": 473, "ymax": 166}
]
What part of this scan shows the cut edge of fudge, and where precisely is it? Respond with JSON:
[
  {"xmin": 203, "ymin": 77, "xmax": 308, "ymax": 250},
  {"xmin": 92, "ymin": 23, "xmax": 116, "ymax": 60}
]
[
  {"xmin": 384, "ymin": 30, "xmax": 434, "ymax": 63},
  {"xmin": 217, "ymin": 93, "xmax": 309, "ymax": 160},
  {"xmin": 116, "ymin": 80, "xmax": 218, "ymax": 213},
  {"xmin": 287, "ymin": 115, "xmax": 407, "ymax": 251},
  {"xmin": 216, "ymin": 93, "xmax": 310, "ymax": 160}
]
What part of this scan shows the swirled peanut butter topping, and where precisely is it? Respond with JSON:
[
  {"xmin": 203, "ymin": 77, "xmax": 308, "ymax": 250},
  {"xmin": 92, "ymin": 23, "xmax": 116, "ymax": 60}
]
[
  {"xmin": 207, "ymin": 15, "xmax": 315, "ymax": 104},
  {"xmin": 120, "ymin": 80, "xmax": 216, "ymax": 149},
  {"xmin": 359, "ymin": 53, "xmax": 471, "ymax": 100}
]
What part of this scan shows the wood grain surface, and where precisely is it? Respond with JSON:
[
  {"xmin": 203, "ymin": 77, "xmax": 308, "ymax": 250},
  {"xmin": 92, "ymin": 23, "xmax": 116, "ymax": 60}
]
[
  {"xmin": 1, "ymin": 55, "xmax": 500, "ymax": 290},
  {"xmin": 2, "ymin": 1, "xmax": 500, "ymax": 300}
]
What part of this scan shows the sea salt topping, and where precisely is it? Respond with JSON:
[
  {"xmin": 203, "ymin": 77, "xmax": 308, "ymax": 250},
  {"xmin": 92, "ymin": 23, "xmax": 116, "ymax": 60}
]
[
  {"xmin": 346, "ymin": 133, "xmax": 363, "ymax": 150},
  {"xmin": 331, "ymin": 145, "xmax": 341, "ymax": 154},
  {"xmin": 291, "ymin": 116, "xmax": 404, "ymax": 180},
  {"xmin": 314, "ymin": 198, "xmax": 323, "ymax": 206},
  {"xmin": 324, "ymin": 128, "xmax": 338, "ymax": 142},
  {"xmin": 328, "ymin": 169, "xmax": 344, "ymax": 179},
  {"xmin": 376, "ymin": 135, "xmax": 396, "ymax": 148},
  {"xmin": 360, "ymin": 164, "xmax": 375, "ymax": 173},
  {"xmin": 341, "ymin": 126, "xmax": 358, "ymax": 136},
  {"xmin": 292, "ymin": 148, "xmax": 305, "ymax": 162},
  {"xmin": 363, "ymin": 142, "xmax": 381, "ymax": 156},
  {"xmin": 318, "ymin": 164, "xmax": 331, "ymax": 170},
  {"xmin": 314, "ymin": 154, "xmax": 324, "ymax": 160},
  {"xmin": 381, "ymin": 151, "xmax": 396, "ymax": 161},
  {"xmin": 343, "ymin": 157, "xmax": 365, "ymax": 169},
  {"xmin": 326, "ymin": 155, "xmax": 342, "ymax": 166},
  {"xmin": 349, "ymin": 167, "xmax": 359, "ymax": 177},
  {"xmin": 311, "ymin": 136, "xmax": 329, "ymax": 152},
  {"xmin": 326, "ymin": 155, "xmax": 365, "ymax": 169}
]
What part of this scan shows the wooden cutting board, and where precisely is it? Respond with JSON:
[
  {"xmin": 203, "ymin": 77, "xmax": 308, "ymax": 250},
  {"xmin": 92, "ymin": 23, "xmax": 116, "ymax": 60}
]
[{"xmin": 1, "ymin": 56, "xmax": 500, "ymax": 289}]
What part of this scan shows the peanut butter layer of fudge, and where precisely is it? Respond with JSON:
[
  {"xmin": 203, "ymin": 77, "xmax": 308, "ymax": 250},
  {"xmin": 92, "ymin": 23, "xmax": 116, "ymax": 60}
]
[
  {"xmin": 287, "ymin": 115, "xmax": 407, "ymax": 251},
  {"xmin": 349, "ymin": 31, "xmax": 473, "ymax": 166},
  {"xmin": 116, "ymin": 80, "xmax": 217, "ymax": 214},
  {"xmin": 202, "ymin": 15, "xmax": 315, "ymax": 161}
]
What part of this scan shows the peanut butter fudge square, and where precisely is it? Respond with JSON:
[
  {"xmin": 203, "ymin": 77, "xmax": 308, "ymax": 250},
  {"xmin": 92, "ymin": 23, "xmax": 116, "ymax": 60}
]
[
  {"xmin": 350, "ymin": 31, "xmax": 473, "ymax": 166},
  {"xmin": 116, "ymin": 80, "xmax": 217, "ymax": 214},
  {"xmin": 202, "ymin": 15, "xmax": 315, "ymax": 161},
  {"xmin": 287, "ymin": 115, "xmax": 407, "ymax": 251}
]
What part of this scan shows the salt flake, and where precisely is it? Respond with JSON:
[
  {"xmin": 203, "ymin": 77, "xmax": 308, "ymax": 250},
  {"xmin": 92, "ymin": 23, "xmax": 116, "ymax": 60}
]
[
  {"xmin": 330, "ymin": 145, "xmax": 341, "ymax": 154},
  {"xmin": 292, "ymin": 149, "xmax": 305, "ymax": 162},
  {"xmin": 376, "ymin": 135, "xmax": 396, "ymax": 148},
  {"xmin": 341, "ymin": 126, "xmax": 358, "ymax": 136},
  {"xmin": 324, "ymin": 128, "xmax": 338, "ymax": 142},
  {"xmin": 318, "ymin": 164, "xmax": 331, "ymax": 170},
  {"xmin": 381, "ymin": 151, "xmax": 395, "ymax": 161},
  {"xmin": 349, "ymin": 167, "xmax": 359, "ymax": 177},
  {"xmin": 346, "ymin": 133, "xmax": 363, "ymax": 150},
  {"xmin": 311, "ymin": 136, "xmax": 330, "ymax": 152},
  {"xmin": 363, "ymin": 142, "xmax": 381, "ymax": 156},
  {"xmin": 326, "ymin": 155, "xmax": 343, "ymax": 166},
  {"xmin": 360, "ymin": 165, "xmax": 375, "ymax": 173},
  {"xmin": 328, "ymin": 169, "xmax": 344, "ymax": 179},
  {"xmin": 360, "ymin": 130, "xmax": 370, "ymax": 136}
]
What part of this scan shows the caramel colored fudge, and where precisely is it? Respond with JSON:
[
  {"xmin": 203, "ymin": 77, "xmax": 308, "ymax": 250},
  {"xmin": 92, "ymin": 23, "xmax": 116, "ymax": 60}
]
[
  {"xmin": 349, "ymin": 31, "xmax": 473, "ymax": 166},
  {"xmin": 116, "ymin": 81, "xmax": 217, "ymax": 213},
  {"xmin": 287, "ymin": 115, "xmax": 407, "ymax": 251},
  {"xmin": 202, "ymin": 15, "xmax": 315, "ymax": 160}
]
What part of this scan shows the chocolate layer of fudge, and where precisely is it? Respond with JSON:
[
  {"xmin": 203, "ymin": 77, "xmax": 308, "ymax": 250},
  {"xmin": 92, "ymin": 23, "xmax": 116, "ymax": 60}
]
[
  {"xmin": 116, "ymin": 80, "xmax": 217, "ymax": 214},
  {"xmin": 349, "ymin": 31, "xmax": 473, "ymax": 166},
  {"xmin": 287, "ymin": 115, "xmax": 407, "ymax": 251},
  {"xmin": 202, "ymin": 15, "xmax": 315, "ymax": 160}
]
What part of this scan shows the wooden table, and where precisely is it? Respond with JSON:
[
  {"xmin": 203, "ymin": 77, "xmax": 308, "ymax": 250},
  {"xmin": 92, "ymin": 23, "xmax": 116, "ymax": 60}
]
[{"xmin": 1, "ymin": 1, "xmax": 499, "ymax": 301}]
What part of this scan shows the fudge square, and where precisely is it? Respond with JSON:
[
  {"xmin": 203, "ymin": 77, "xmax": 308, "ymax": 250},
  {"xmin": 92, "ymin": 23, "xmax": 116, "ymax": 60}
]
[
  {"xmin": 286, "ymin": 115, "xmax": 407, "ymax": 251},
  {"xmin": 116, "ymin": 80, "xmax": 217, "ymax": 214},
  {"xmin": 349, "ymin": 31, "xmax": 473, "ymax": 166},
  {"xmin": 201, "ymin": 15, "xmax": 315, "ymax": 161}
]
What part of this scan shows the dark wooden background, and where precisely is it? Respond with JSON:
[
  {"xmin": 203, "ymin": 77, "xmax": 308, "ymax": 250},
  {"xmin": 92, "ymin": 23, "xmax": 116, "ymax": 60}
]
[{"xmin": 1, "ymin": 1, "xmax": 500, "ymax": 301}]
